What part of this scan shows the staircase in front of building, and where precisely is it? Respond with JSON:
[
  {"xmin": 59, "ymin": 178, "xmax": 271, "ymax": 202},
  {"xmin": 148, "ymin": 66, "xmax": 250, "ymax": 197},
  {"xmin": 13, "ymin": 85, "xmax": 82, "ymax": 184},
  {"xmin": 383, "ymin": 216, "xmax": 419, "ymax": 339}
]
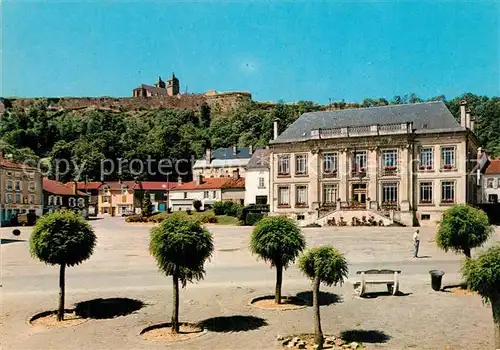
[{"xmin": 312, "ymin": 201, "xmax": 406, "ymax": 227}]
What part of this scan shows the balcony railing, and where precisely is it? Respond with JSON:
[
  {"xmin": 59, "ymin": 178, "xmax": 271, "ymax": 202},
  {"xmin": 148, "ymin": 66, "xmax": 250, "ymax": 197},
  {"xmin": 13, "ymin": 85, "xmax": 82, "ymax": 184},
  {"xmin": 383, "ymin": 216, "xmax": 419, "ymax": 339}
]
[
  {"xmin": 322, "ymin": 170, "xmax": 338, "ymax": 178},
  {"xmin": 310, "ymin": 122, "xmax": 413, "ymax": 140},
  {"xmin": 380, "ymin": 202, "xmax": 400, "ymax": 211},
  {"xmin": 382, "ymin": 166, "xmax": 398, "ymax": 176},
  {"xmin": 340, "ymin": 201, "xmax": 366, "ymax": 210}
]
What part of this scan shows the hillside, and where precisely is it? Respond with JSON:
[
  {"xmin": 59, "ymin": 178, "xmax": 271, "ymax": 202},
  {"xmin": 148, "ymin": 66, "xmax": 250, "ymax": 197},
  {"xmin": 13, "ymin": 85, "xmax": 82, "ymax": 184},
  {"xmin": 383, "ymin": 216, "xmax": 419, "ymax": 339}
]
[{"xmin": 1, "ymin": 93, "xmax": 499, "ymax": 182}]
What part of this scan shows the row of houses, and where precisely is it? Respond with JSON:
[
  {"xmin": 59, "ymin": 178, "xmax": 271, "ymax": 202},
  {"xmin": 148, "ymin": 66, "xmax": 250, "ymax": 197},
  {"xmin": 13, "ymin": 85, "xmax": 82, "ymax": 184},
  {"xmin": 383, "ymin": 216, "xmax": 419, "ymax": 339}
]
[{"xmin": 2, "ymin": 101, "xmax": 500, "ymax": 226}]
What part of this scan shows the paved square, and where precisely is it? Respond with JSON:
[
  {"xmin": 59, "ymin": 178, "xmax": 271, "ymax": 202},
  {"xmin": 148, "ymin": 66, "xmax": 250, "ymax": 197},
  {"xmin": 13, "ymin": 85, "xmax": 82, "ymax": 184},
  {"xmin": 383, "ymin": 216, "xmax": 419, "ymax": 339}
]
[{"xmin": 2, "ymin": 218, "xmax": 499, "ymax": 349}]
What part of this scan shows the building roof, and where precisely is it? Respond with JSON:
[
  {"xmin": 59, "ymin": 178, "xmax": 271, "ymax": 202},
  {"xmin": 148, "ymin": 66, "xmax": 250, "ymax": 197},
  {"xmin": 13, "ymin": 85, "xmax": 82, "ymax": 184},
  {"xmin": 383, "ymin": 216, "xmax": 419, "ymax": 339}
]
[
  {"xmin": 173, "ymin": 177, "xmax": 245, "ymax": 191},
  {"xmin": 485, "ymin": 159, "xmax": 500, "ymax": 175},
  {"xmin": 132, "ymin": 181, "xmax": 178, "ymax": 191},
  {"xmin": 272, "ymin": 101, "xmax": 463, "ymax": 144},
  {"xmin": 43, "ymin": 179, "xmax": 87, "ymax": 196},
  {"xmin": 247, "ymin": 148, "xmax": 270, "ymax": 170},
  {"xmin": 101, "ymin": 181, "xmax": 136, "ymax": 190},
  {"xmin": 133, "ymin": 84, "xmax": 169, "ymax": 95},
  {"xmin": 193, "ymin": 147, "xmax": 260, "ymax": 169},
  {"xmin": 76, "ymin": 182, "xmax": 103, "ymax": 190},
  {"xmin": 0, "ymin": 158, "xmax": 37, "ymax": 170}
]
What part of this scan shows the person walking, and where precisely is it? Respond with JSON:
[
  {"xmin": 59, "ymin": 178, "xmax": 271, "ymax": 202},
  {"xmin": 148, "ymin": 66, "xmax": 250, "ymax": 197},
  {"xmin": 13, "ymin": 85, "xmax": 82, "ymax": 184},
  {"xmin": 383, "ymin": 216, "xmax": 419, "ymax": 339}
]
[{"xmin": 413, "ymin": 229, "xmax": 420, "ymax": 258}]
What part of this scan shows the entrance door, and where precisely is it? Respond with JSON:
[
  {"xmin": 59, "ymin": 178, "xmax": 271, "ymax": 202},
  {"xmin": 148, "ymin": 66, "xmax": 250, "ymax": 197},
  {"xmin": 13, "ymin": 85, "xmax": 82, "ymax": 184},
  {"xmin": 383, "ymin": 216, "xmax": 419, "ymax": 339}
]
[{"xmin": 352, "ymin": 184, "xmax": 367, "ymax": 203}]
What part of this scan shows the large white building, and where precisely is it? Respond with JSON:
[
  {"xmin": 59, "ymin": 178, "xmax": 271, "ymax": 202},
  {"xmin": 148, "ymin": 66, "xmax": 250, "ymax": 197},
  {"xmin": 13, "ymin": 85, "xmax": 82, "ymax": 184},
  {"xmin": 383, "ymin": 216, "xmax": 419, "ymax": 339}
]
[
  {"xmin": 268, "ymin": 101, "xmax": 483, "ymax": 227},
  {"xmin": 244, "ymin": 148, "xmax": 270, "ymax": 205}
]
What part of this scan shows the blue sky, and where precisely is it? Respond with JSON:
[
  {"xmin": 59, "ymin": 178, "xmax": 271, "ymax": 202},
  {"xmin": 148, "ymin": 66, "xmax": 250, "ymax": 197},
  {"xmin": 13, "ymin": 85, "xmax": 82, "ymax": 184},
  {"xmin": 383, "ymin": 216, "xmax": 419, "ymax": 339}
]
[{"xmin": 2, "ymin": 1, "xmax": 499, "ymax": 104}]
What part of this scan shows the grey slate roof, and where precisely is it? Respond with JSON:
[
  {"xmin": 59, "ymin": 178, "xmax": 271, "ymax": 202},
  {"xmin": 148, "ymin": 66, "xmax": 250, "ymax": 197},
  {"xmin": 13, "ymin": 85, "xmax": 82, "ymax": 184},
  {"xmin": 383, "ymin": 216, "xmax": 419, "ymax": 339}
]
[
  {"xmin": 246, "ymin": 148, "xmax": 270, "ymax": 170},
  {"xmin": 203, "ymin": 147, "xmax": 258, "ymax": 160},
  {"xmin": 272, "ymin": 101, "xmax": 463, "ymax": 143}
]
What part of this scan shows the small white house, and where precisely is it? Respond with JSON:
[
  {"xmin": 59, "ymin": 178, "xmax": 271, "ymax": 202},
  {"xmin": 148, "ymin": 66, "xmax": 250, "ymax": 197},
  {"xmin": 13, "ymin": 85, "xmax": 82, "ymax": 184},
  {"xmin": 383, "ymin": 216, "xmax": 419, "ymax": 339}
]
[
  {"xmin": 244, "ymin": 148, "xmax": 270, "ymax": 205},
  {"xmin": 169, "ymin": 172, "xmax": 245, "ymax": 211},
  {"xmin": 483, "ymin": 159, "xmax": 500, "ymax": 203}
]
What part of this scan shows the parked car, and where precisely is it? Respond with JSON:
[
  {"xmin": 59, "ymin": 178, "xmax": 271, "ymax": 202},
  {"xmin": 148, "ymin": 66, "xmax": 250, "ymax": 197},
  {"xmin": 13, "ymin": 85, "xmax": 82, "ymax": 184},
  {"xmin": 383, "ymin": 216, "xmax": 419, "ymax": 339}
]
[{"xmin": 121, "ymin": 210, "xmax": 135, "ymax": 217}]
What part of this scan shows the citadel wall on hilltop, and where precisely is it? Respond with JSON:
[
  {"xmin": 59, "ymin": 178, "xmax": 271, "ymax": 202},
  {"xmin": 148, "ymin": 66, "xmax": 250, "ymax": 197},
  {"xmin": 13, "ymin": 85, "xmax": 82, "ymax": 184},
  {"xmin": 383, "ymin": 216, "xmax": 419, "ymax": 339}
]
[{"xmin": 2, "ymin": 91, "xmax": 252, "ymax": 114}]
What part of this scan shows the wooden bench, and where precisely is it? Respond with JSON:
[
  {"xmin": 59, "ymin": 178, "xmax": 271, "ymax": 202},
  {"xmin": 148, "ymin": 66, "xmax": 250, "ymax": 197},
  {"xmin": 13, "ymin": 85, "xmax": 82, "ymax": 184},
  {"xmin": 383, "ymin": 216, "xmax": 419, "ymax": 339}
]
[{"xmin": 353, "ymin": 269, "xmax": 401, "ymax": 297}]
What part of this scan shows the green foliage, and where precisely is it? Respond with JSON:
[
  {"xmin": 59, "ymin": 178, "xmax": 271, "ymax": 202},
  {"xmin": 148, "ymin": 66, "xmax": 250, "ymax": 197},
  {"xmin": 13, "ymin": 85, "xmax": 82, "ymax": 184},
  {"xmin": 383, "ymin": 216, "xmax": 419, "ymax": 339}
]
[
  {"xmin": 246, "ymin": 212, "xmax": 266, "ymax": 226},
  {"xmin": 142, "ymin": 191, "xmax": 153, "ymax": 217},
  {"xmin": 212, "ymin": 201, "xmax": 241, "ymax": 217},
  {"xmin": 30, "ymin": 210, "xmax": 97, "ymax": 267},
  {"xmin": 126, "ymin": 214, "xmax": 147, "ymax": 223},
  {"xmin": 298, "ymin": 246, "xmax": 349, "ymax": 286},
  {"xmin": 436, "ymin": 204, "xmax": 492, "ymax": 257},
  {"xmin": 2, "ymin": 93, "xmax": 500, "ymax": 183},
  {"xmin": 250, "ymin": 216, "xmax": 305, "ymax": 268},
  {"xmin": 462, "ymin": 244, "xmax": 500, "ymax": 303},
  {"xmin": 193, "ymin": 200, "xmax": 202, "ymax": 212},
  {"xmin": 149, "ymin": 216, "xmax": 214, "ymax": 287}
]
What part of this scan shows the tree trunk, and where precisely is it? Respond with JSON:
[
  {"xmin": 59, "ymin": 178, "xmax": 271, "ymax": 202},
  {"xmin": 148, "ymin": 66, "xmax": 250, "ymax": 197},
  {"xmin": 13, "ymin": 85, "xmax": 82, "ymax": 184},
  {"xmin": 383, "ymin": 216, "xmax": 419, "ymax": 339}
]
[
  {"xmin": 463, "ymin": 247, "xmax": 471, "ymax": 259},
  {"xmin": 171, "ymin": 273, "xmax": 180, "ymax": 333},
  {"xmin": 313, "ymin": 276, "xmax": 324, "ymax": 349},
  {"xmin": 275, "ymin": 264, "xmax": 283, "ymax": 304},
  {"xmin": 492, "ymin": 298, "xmax": 500, "ymax": 350},
  {"xmin": 57, "ymin": 264, "xmax": 66, "ymax": 321}
]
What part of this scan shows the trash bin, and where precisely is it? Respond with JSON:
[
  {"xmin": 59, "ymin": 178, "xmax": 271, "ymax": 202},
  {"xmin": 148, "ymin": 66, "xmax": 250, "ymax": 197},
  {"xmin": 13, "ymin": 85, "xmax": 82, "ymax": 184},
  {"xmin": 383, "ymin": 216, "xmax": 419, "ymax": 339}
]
[{"xmin": 429, "ymin": 270, "xmax": 445, "ymax": 291}]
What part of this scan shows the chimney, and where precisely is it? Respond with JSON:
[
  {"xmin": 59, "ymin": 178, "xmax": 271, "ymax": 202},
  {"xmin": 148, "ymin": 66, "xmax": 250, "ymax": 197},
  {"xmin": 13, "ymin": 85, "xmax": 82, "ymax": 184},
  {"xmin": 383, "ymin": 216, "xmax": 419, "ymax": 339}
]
[
  {"xmin": 273, "ymin": 119, "xmax": 279, "ymax": 140},
  {"xmin": 460, "ymin": 100, "xmax": 467, "ymax": 127},
  {"xmin": 232, "ymin": 145, "xmax": 237, "ymax": 155},
  {"xmin": 470, "ymin": 118, "xmax": 475, "ymax": 132},
  {"xmin": 249, "ymin": 145, "xmax": 253, "ymax": 154},
  {"xmin": 205, "ymin": 148, "xmax": 212, "ymax": 163},
  {"xmin": 177, "ymin": 177, "xmax": 183, "ymax": 185},
  {"xmin": 196, "ymin": 174, "xmax": 203, "ymax": 186},
  {"xmin": 466, "ymin": 109, "xmax": 471, "ymax": 129},
  {"xmin": 232, "ymin": 168, "xmax": 240, "ymax": 179}
]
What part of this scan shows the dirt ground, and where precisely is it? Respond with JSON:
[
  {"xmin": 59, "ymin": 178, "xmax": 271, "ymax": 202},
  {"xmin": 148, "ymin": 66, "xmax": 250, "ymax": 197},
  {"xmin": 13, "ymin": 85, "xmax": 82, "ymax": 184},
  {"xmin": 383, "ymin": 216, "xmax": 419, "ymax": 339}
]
[{"xmin": 1, "ymin": 218, "xmax": 499, "ymax": 349}]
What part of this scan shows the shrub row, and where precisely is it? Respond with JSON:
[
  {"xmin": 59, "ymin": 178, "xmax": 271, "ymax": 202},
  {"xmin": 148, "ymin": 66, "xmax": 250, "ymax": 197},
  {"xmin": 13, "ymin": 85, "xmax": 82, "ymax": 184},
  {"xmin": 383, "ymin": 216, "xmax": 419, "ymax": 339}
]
[{"xmin": 125, "ymin": 211, "xmax": 218, "ymax": 224}]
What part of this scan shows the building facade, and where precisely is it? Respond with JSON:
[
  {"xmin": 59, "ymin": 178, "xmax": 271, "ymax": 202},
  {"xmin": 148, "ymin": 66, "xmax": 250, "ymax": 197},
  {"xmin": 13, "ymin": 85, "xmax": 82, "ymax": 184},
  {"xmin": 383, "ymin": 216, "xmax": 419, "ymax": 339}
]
[
  {"xmin": 0, "ymin": 154, "xmax": 43, "ymax": 226},
  {"xmin": 269, "ymin": 101, "xmax": 480, "ymax": 226},
  {"xmin": 244, "ymin": 148, "xmax": 270, "ymax": 205},
  {"xmin": 482, "ymin": 159, "xmax": 500, "ymax": 203},
  {"xmin": 170, "ymin": 173, "xmax": 245, "ymax": 211},
  {"xmin": 77, "ymin": 182, "xmax": 102, "ymax": 216},
  {"xmin": 132, "ymin": 181, "xmax": 178, "ymax": 213},
  {"xmin": 133, "ymin": 74, "xmax": 180, "ymax": 98},
  {"xmin": 43, "ymin": 179, "xmax": 89, "ymax": 218},
  {"xmin": 98, "ymin": 181, "xmax": 135, "ymax": 216},
  {"xmin": 193, "ymin": 146, "xmax": 257, "ymax": 179}
]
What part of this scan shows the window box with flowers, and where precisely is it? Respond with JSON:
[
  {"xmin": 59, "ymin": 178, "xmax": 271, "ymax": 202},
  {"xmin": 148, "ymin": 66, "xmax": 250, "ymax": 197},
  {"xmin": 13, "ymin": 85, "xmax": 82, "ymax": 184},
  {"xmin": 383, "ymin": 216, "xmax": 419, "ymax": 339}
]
[
  {"xmin": 441, "ymin": 199, "xmax": 455, "ymax": 204},
  {"xmin": 277, "ymin": 172, "xmax": 291, "ymax": 178},
  {"xmin": 295, "ymin": 202, "xmax": 308, "ymax": 208},
  {"xmin": 442, "ymin": 164, "xmax": 455, "ymax": 171},
  {"xmin": 419, "ymin": 165, "xmax": 434, "ymax": 171},
  {"xmin": 277, "ymin": 203, "xmax": 291, "ymax": 208}
]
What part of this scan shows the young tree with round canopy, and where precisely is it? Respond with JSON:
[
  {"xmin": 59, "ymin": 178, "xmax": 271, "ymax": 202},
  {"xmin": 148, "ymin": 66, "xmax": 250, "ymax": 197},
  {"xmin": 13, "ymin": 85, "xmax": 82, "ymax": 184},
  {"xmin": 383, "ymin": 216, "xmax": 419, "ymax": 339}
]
[
  {"xmin": 250, "ymin": 216, "xmax": 305, "ymax": 304},
  {"xmin": 30, "ymin": 210, "xmax": 97, "ymax": 321},
  {"xmin": 299, "ymin": 246, "xmax": 349, "ymax": 349},
  {"xmin": 149, "ymin": 216, "xmax": 213, "ymax": 333},
  {"xmin": 461, "ymin": 245, "xmax": 500, "ymax": 348},
  {"xmin": 436, "ymin": 204, "xmax": 492, "ymax": 258}
]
